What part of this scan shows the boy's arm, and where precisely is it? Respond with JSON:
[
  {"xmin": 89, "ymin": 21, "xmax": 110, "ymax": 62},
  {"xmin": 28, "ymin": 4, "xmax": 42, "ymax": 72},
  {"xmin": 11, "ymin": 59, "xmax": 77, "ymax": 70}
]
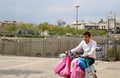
[{"xmin": 71, "ymin": 41, "xmax": 82, "ymax": 53}]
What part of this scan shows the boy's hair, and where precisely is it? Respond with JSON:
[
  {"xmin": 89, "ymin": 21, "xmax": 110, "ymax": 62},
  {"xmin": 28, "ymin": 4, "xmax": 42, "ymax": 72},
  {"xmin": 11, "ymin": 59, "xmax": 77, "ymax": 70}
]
[{"xmin": 83, "ymin": 31, "xmax": 91, "ymax": 37}]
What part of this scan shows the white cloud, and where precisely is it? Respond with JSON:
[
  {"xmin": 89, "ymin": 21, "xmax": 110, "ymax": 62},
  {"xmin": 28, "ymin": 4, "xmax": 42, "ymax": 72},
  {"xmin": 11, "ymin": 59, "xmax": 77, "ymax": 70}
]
[
  {"xmin": 0, "ymin": 0, "xmax": 120, "ymax": 24},
  {"xmin": 44, "ymin": 5, "xmax": 72, "ymax": 14}
]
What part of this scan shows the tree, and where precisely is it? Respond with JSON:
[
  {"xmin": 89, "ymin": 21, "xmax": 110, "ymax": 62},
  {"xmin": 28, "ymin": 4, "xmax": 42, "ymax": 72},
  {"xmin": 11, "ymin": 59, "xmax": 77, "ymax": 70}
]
[
  {"xmin": 38, "ymin": 22, "xmax": 52, "ymax": 36},
  {"xmin": 3, "ymin": 24, "xmax": 17, "ymax": 32},
  {"xmin": 90, "ymin": 29, "xmax": 107, "ymax": 36},
  {"xmin": 17, "ymin": 23, "xmax": 37, "ymax": 36},
  {"xmin": 3, "ymin": 23, "xmax": 18, "ymax": 36}
]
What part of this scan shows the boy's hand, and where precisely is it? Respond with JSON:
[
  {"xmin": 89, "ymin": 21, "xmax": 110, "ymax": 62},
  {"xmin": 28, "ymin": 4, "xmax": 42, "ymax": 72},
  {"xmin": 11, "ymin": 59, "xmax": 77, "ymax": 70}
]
[
  {"xmin": 73, "ymin": 52, "xmax": 77, "ymax": 57},
  {"xmin": 81, "ymin": 54, "xmax": 89, "ymax": 58},
  {"xmin": 65, "ymin": 51, "xmax": 68, "ymax": 55}
]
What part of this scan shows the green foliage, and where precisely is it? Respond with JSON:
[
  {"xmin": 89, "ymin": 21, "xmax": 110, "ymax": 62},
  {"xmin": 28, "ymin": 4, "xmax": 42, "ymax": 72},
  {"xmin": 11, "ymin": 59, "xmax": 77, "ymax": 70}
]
[
  {"xmin": 116, "ymin": 45, "xmax": 120, "ymax": 60},
  {"xmin": 38, "ymin": 22, "xmax": 50, "ymax": 31},
  {"xmin": 17, "ymin": 23, "xmax": 38, "ymax": 36},
  {"xmin": 17, "ymin": 34, "xmax": 44, "ymax": 38},
  {"xmin": 63, "ymin": 26, "xmax": 77, "ymax": 35},
  {"xmin": 89, "ymin": 29, "xmax": 107, "ymax": 36},
  {"xmin": 106, "ymin": 44, "xmax": 120, "ymax": 61},
  {"xmin": 5, "ymin": 34, "xmax": 15, "ymax": 37},
  {"xmin": 3, "ymin": 24, "xmax": 17, "ymax": 32},
  {"xmin": 77, "ymin": 29, "xmax": 86, "ymax": 35},
  {"xmin": 1, "ymin": 22, "xmax": 107, "ymax": 37},
  {"xmin": 107, "ymin": 48, "xmax": 114, "ymax": 58}
]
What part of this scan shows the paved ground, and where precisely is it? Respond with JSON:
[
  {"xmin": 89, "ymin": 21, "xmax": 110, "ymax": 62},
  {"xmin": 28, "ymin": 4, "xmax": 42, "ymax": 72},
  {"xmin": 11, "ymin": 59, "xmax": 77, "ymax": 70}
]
[{"xmin": 0, "ymin": 55, "xmax": 120, "ymax": 78}]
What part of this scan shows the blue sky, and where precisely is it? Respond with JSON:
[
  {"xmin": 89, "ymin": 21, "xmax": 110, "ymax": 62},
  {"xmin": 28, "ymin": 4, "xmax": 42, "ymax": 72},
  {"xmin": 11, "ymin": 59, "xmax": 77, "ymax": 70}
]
[{"xmin": 0, "ymin": 0, "xmax": 120, "ymax": 25}]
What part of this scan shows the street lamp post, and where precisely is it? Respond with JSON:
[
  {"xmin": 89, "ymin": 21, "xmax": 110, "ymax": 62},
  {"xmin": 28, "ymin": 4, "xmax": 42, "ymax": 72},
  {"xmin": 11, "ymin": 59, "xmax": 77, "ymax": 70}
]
[
  {"xmin": 107, "ymin": 12, "xmax": 116, "ymax": 61},
  {"xmin": 75, "ymin": 5, "xmax": 80, "ymax": 36}
]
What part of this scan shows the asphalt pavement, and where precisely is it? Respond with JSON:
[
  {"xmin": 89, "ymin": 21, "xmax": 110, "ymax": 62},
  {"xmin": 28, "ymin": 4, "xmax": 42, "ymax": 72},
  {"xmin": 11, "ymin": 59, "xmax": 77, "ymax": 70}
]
[{"xmin": 0, "ymin": 55, "xmax": 120, "ymax": 78}]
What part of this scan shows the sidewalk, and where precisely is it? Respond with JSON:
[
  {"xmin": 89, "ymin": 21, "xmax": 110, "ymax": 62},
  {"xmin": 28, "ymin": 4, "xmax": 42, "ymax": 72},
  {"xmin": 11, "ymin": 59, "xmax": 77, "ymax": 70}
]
[
  {"xmin": 94, "ymin": 61, "xmax": 120, "ymax": 78},
  {"xmin": 0, "ymin": 55, "xmax": 120, "ymax": 78}
]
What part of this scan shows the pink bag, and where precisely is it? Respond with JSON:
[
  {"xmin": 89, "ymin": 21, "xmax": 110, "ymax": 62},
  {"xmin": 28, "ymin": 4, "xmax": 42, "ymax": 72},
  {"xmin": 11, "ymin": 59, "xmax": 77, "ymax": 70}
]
[
  {"xmin": 54, "ymin": 56, "xmax": 67, "ymax": 74},
  {"xmin": 76, "ymin": 66, "xmax": 85, "ymax": 78},
  {"xmin": 59, "ymin": 56, "xmax": 71, "ymax": 77},
  {"xmin": 70, "ymin": 60, "xmax": 85, "ymax": 78}
]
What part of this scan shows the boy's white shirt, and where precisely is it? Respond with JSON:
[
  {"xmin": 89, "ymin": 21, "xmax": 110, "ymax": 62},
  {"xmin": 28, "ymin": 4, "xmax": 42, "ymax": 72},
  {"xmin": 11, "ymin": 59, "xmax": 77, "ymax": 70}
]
[{"xmin": 71, "ymin": 39, "xmax": 97, "ymax": 58}]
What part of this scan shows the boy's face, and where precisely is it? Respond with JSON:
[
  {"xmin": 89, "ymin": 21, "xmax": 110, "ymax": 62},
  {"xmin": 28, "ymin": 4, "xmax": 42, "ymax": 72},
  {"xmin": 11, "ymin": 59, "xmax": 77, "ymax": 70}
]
[{"xmin": 84, "ymin": 35, "xmax": 90, "ymax": 43}]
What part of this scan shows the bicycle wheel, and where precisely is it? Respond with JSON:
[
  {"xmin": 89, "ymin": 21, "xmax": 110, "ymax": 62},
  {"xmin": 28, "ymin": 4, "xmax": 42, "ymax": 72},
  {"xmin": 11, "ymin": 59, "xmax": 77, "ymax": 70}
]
[{"xmin": 94, "ymin": 74, "xmax": 97, "ymax": 78}]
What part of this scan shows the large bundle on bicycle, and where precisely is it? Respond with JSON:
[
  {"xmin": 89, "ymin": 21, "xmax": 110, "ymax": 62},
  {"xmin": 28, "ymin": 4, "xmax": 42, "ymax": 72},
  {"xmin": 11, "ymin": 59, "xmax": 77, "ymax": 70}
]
[{"xmin": 54, "ymin": 53, "xmax": 97, "ymax": 78}]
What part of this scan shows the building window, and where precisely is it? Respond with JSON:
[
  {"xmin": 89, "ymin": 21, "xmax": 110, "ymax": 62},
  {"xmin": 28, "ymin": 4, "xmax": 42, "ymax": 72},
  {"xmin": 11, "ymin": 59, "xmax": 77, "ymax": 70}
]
[
  {"xmin": 104, "ymin": 26, "xmax": 106, "ymax": 29},
  {"xmin": 102, "ymin": 26, "xmax": 103, "ymax": 29}
]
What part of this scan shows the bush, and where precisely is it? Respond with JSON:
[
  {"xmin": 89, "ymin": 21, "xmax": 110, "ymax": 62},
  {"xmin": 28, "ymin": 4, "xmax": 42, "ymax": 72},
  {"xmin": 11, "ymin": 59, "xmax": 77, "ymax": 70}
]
[
  {"xmin": 107, "ymin": 48, "xmax": 114, "ymax": 58},
  {"xmin": 116, "ymin": 46, "xmax": 120, "ymax": 60},
  {"xmin": 16, "ymin": 34, "xmax": 44, "ymax": 38},
  {"xmin": 106, "ymin": 44, "xmax": 120, "ymax": 61}
]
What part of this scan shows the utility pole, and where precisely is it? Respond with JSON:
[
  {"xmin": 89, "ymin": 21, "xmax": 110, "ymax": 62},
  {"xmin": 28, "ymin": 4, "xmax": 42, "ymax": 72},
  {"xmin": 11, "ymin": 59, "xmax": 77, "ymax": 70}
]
[
  {"xmin": 107, "ymin": 12, "xmax": 116, "ymax": 61},
  {"xmin": 75, "ymin": 5, "xmax": 80, "ymax": 36}
]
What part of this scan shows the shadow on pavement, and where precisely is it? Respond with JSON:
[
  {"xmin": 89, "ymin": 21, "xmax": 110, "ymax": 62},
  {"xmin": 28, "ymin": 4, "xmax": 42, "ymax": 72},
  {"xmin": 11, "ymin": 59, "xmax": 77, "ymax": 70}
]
[{"xmin": 0, "ymin": 69, "xmax": 43, "ymax": 78}]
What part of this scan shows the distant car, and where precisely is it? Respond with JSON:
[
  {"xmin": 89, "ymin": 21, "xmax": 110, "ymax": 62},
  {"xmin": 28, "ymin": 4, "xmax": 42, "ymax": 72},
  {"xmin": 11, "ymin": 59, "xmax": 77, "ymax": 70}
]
[
  {"xmin": 96, "ymin": 45, "xmax": 103, "ymax": 51},
  {"xmin": 108, "ymin": 40, "xmax": 114, "ymax": 44}
]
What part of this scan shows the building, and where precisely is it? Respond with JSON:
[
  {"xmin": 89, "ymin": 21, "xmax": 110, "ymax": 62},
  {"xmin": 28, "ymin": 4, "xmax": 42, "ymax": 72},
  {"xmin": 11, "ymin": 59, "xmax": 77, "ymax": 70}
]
[
  {"xmin": 70, "ymin": 19, "xmax": 120, "ymax": 34},
  {"xmin": 70, "ymin": 20, "xmax": 99, "ymax": 30},
  {"xmin": 98, "ymin": 21, "xmax": 108, "ymax": 30},
  {"xmin": 85, "ymin": 21, "xmax": 99, "ymax": 30},
  {"xmin": 116, "ymin": 20, "xmax": 120, "ymax": 34},
  {"xmin": 70, "ymin": 20, "xmax": 85, "ymax": 29}
]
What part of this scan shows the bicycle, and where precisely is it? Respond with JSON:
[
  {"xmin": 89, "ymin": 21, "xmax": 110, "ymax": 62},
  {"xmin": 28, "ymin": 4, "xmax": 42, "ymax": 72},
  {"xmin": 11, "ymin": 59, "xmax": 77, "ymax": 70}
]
[{"xmin": 68, "ymin": 52, "xmax": 97, "ymax": 78}]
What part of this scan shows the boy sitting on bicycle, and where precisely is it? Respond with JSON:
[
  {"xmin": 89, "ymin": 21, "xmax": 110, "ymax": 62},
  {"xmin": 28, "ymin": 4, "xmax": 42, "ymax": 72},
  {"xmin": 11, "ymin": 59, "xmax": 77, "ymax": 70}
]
[{"xmin": 66, "ymin": 31, "xmax": 97, "ymax": 72}]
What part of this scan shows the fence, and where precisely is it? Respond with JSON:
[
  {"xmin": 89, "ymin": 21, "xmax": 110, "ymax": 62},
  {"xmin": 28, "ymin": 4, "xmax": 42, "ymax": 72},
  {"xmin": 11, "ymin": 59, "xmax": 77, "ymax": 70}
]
[
  {"xmin": 0, "ymin": 37, "xmax": 82, "ymax": 57},
  {"xmin": 0, "ymin": 36, "xmax": 120, "ymax": 61},
  {"xmin": 96, "ymin": 38, "xmax": 120, "ymax": 61}
]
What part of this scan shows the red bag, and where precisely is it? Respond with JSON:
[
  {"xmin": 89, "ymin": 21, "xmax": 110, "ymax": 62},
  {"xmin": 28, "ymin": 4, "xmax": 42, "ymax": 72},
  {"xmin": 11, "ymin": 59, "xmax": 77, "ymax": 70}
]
[
  {"xmin": 59, "ymin": 56, "xmax": 71, "ymax": 77},
  {"xmin": 54, "ymin": 56, "xmax": 67, "ymax": 74}
]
